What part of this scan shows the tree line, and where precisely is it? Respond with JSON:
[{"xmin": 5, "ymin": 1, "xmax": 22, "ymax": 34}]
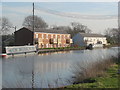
[
  {"xmin": 1, "ymin": 15, "xmax": 91, "ymax": 36},
  {"xmin": 105, "ymin": 28, "xmax": 120, "ymax": 45}
]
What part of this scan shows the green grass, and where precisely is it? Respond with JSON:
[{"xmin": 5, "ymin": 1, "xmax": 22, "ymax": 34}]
[
  {"xmin": 64, "ymin": 64, "xmax": 119, "ymax": 88},
  {"xmin": 103, "ymin": 44, "xmax": 119, "ymax": 48},
  {"xmin": 38, "ymin": 46, "xmax": 85, "ymax": 50}
]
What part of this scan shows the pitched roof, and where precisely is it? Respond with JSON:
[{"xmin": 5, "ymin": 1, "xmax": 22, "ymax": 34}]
[
  {"xmin": 79, "ymin": 33, "xmax": 105, "ymax": 37},
  {"xmin": 16, "ymin": 27, "xmax": 68, "ymax": 34},
  {"xmin": 34, "ymin": 28, "xmax": 68, "ymax": 34}
]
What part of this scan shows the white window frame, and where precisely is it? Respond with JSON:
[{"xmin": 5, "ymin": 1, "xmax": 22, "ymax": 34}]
[
  {"xmin": 46, "ymin": 34, "xmax": 48, "ymax": 39},
  {"xmin": 60, "ymin": 35, "xmax": 61, "ymax": 39},
  {"xmin": 46, "ymin": 44, "xmax": 48, "ymax": 48},
  {"xmin": 42, "ymin": 34, "xmax": 44, "ymax": 39},
  {"xmin": 64, "ymin": 35, "xmax": 66, "ymax": 39},
  {"xmin": 67, "ymin": 35, "xmax": 70, "ymax": 38},
  {"xmin": 36, "ymin": 34, "xmax": 38, "ymax": 38},
  {"xmin": 56, "ymin": 34, "xmax": 57, "ymax": 38},
  {"xmin": 51, "ymin": 34, "xmax": 53, "ymax": 38}
]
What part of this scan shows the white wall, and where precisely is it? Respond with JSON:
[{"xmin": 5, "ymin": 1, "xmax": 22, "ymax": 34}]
[
  {"xmin": 84, "ymin": 37, "xmax": 107, "ymax": 45},
  {"xmin": 73, "ymin": 34, "xmax": 107, "ymax": 47}
]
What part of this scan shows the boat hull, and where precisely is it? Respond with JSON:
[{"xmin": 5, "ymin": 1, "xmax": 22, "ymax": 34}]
[{"xmin": 0, "ymin": 54, "xmax": 7, "ymax": 57}]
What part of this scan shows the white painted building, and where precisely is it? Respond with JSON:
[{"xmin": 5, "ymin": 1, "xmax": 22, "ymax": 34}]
[{"xmin": 72, "ymin": 33, "xmax": 107, "ymax": 47}]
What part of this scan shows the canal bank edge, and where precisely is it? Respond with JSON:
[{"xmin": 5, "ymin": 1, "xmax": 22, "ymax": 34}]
[
  {"xmin": 37, "ymin": 44, "xmax": 116, "ymax": 54},
  {"xmin": 37, "ymin": 47, "xmax": 86, "ymax": 54}
]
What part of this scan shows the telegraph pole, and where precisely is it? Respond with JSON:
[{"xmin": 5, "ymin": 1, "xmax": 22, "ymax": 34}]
[
  {"xmin": 14, "ymin": 26, "xmax": 16, "ymax": 32},
  {"xmin": 32, "ymin": 3, "xmax": 35, "ymax": 89},
  {"xmin": 14, "ymin": 26, "xmax": 16, "ymax": 45},
  {"xmin": 33, "ymin": 2, "xmax": 35, "ymax": 45}
]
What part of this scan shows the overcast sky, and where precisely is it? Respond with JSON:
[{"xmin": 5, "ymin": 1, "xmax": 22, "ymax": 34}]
[{"xmin": 1, "ymin": 1, "xmax": 118, "ymax": 34}]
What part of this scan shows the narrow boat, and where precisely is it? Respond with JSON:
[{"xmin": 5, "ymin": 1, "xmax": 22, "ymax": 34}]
[{"xmin": 5, "ymin": 45, "xmax": 37, "ymax": 56}]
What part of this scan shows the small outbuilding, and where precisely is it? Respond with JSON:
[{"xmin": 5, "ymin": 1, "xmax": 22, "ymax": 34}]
[{"xmin": 14, "ymin": 27, "xmax": 34, "ymax": 46}]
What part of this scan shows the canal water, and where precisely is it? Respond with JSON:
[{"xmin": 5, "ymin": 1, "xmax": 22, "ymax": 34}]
[{"xmin": 1, "ymin": 47, "xmax": 119, "ymax": 88}]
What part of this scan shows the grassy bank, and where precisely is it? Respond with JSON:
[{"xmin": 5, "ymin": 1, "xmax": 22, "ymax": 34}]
[
  {"xmin": 38, "ymin": 44, "xmax": 117, "ymax": 51},
  {"xmin": 64, "ymin": 57, "xmax": 119, "ymax": 88},
  {"xmin": 103, "ymin": 44, "xmax": 119, "ymax": 48},
  {"xmin": 38, "ymin": 46, "xmax": 85, "ymax": 50},
  {"xmin": 37, "ymin": 46, "xmax": 86, "ymax": 54}
]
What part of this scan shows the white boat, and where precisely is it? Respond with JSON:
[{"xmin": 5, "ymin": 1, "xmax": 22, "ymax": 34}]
[
  {"xmin": 5, "ymin": 45, "xmax": 37, "ymax": 55},
  {"xmin": 86, "ymin": 44, "xmax": 103, "ymax": 49},
  {"xmin": 93, "ymin": 44, "xmax": 103, "ymax": 48}
]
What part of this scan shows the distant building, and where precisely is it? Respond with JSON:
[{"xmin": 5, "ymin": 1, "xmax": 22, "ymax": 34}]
[
  {"xmin": 15, "ymin": 27, "xmax": 73, "ymax": 48},
  {"xmin": 72, "ymin": 33, "xmax": 107, "ymax": 47}
]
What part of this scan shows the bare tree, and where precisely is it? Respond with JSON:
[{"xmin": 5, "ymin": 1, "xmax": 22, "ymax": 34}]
[
  {"xmin": 105, "ymin": 28, "xmax": 119, "ymax": 44},
  {"xmin": 71, "ymin": 22, "xmax": 87, "ymax": 33},
  {"xmin": 85, "ymin": 28, "xmax": 92, "ymax": 34},
  {"xmin": 51, "ymin": 25, "xmax": 71, "ymax": 31},
  {"xmin": 22, "ymin": 15, "xmax": 48, "ymax": 29},
  {"xmin": 50, "ymin": 23, "xmax": 92, "ymax": 38},
  {"xmin": 67, "ymin": 22, "xmax": 92, "ymax": 37},
  {"xmin": 0, "ymin": 17, "xmax": 12, "ymax": 35}
]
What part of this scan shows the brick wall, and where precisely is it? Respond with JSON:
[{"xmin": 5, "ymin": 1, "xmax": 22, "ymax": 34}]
[{"xmin": 34, "ymin": 32, "xmax": 71, "ymax": 48}]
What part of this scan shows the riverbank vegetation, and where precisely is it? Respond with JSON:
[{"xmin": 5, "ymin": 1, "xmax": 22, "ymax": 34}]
[
  {"xmin": 64, "ymin": 56, "xmax": 119, "ymax": 88},
  {"xmin": 105, "ymin": 28, "xmax": 120, "ymax": 45},
  {"xmin": 38, "ymin": 46, "xmax": 85, "ymax": 50},
  {"xmin": 103, "ymin": 44, "xmax": 120, "ymax": 48},
  {"xmin": 37, "ymin": 46, "xmax": 86, "ymax": 54}
]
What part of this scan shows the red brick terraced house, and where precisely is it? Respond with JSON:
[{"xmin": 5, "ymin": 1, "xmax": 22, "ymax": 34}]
[{"xmin": 15, "ymin": 27, "xmax": 73, "ymax": 48}]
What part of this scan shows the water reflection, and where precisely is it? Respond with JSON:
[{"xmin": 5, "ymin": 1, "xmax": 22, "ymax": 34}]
[
  {"xmin": 38, "ymin": 51, "xmax": 71, "ymax": 56},
  {"xmin": 35, "ymin": 61, "xmax": 70, "ymax": 73},
  {"xmin": 2, "ymin": 47, "xmax": 118, "ymax": 88}
]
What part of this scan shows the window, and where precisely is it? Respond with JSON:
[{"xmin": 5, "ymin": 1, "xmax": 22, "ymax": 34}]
[
  {"xmin": 62, "ymin": 35, "xmax": 64, "ymax": 38},
  {"xmin": 48, "ymin": 34, "xmax": 51, "ymax": 38},
  {"xmin": 68, "ymin": 35, "xmax": 70, "ymax": 38},
  {"xmin": 42, "ymin": 34, "xmax": 44, "ymax": 39},
  {"xmin": 38, "ymin": 34, "xmax": 41, "ymax": 38},
  {"xmin": 51, "ymin": 34, "xmax": 53, "ymax": 38},
  {"xmin": 44, "ymin": 34, "xmax": 46, "ymax": 38},
  {"xmin": 46, "ymin": 34, "xmax": 48, "ymax": 39},
  {"xmin": 56, "ymin": 34, "xmax": 57, "ymax": 38},
  {"xmin": 46, "ymin": 44, "xmax": 48, "ymax": 48},
  {"xmin": 64, "ymin": 35, "xmax": 65, "ymax": 39},
  {"xmin": 36, "ymin": 34, "xmax": 38, "ymax": 38},
  {"xmin": 60, "ymin": 35, "xmax": 61, "ymax": 39},
  {"xmin": 97, "ymin": 41, "xmax": 102, "ymax": 44}
]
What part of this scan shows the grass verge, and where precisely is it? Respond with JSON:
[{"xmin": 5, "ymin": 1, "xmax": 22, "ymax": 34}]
[
  {"xmin": 64, "ymin": 57, "xmax": 119, "ymax": 88},
  {"xmin": 38, "ymin": 46, "xmax": 85, "ymax": 50}
]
